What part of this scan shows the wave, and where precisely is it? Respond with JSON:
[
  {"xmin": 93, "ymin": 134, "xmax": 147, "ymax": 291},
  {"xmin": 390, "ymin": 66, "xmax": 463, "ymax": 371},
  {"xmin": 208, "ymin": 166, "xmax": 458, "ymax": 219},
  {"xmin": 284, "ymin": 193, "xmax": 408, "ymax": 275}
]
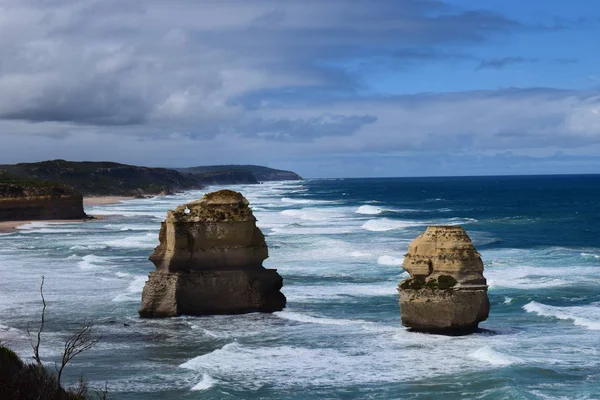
[
  {"xmin": 281, "ymin": 197, "xmax": 338, "ymax": 205},
  {"xmin": 355, "ymin": 205, "xmax": 383, "ymax": 215},
  {"xmin": 191, "ymin": 374, "xmax": 216, "ymax": 391},
  {"xmin": 280, "ymin": 208, "xmax": 345, "ymax": 221},
  {"xmin": 469, "ymin": 346, "xmax": 522, "ymax": 366},
  {"xmin": 103, "ymin": 233, "xmax": 157, "ymax": 249},
  {"xmin": 361, "ymin": 219, "xmax": 421, "ymax": 232},
  {"xmin": 274, "ymin": 311, "xmax": 366, "ymax": 326},
  {"xmin": 581, "ymin": 252, "xmax": 600, "ymax": 259},
  {"xmin": 78, "ymin": 254, "xmax": 111, "ymax": 270},
  {"xmin": 270, "ymin": 226, "xmax": 353, "ymax": 235},
  {"xmin": 70, "ymin": 244, "xmax": 109, "ymax": 251},
  {"xmin": 503, "ymin": 297, "xmax": 513, "ymax": 304},
  {"xmin": 523, "ymin": 301, "xmax": 600, "ymax": 330},
  {"xmin": 377, "ymin": 255, "xmax": 404, "ymax": 266},
  {"xmin": 111, "ymin": 275, "xmax": 147, "ymax": 302}
]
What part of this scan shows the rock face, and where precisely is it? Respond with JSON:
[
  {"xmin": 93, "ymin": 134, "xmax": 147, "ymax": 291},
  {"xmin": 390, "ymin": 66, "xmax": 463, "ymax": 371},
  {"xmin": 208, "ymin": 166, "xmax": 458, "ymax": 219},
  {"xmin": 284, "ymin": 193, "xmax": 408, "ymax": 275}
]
[
  {"xmin": 139, "ymin": 189, "xmax": 286, "ymax": 317},
  {"xmin": 0, "ymin": 171, "xmax": 86, "ymax": 221},
  {"xmin": 398, "ymin": 226, "xmax": 489, "ymax": 334}
]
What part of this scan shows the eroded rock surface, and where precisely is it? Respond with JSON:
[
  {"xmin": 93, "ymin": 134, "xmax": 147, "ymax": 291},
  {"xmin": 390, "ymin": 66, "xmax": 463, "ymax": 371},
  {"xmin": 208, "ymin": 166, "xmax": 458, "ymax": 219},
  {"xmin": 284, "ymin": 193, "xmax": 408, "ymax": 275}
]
[
  {"xmin": 139, "ymin": 189, "xmax": 285, "ymax": 317},
  {"xmin": 398, "ymin": 226, "xmax": 489, "ymax": 334}
]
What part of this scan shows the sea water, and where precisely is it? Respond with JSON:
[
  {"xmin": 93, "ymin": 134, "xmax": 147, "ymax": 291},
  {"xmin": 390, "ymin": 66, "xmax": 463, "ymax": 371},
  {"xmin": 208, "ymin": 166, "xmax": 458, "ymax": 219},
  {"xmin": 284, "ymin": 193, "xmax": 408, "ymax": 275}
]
[{"xmin": 0, "ymin": 175, "xmax": 599, "ymax": 399}]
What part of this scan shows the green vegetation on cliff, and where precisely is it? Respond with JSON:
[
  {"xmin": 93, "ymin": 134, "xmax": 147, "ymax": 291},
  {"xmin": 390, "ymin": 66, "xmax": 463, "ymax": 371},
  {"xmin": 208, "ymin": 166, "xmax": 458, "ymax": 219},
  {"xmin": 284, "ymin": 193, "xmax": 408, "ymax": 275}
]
[
  {"xmin": 0, "ymin": 160, "xmax": 300, "ymax": 196},
  {"xmin": 0, "ymin": 170, "xmax": 79, "ymax": 199},
  {"xmin": 176, "ymin": 164, "xmax": 302, "ymax": 181},
  {"xmin": 0, "ymin": 160, "xmax": 200, "ymax": 196}
]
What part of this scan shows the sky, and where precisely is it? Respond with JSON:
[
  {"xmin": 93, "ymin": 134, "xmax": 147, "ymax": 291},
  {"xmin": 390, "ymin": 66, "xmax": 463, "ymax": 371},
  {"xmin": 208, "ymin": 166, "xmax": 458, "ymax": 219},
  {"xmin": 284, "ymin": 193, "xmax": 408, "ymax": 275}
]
[{"xmin": 1, "ymin": 0, "xmax": 600, "ymax": 178}]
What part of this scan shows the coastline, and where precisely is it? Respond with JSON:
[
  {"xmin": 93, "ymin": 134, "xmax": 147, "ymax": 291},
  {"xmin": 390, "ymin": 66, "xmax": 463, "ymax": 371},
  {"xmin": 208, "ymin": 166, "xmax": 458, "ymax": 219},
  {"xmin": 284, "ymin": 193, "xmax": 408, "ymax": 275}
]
[
  {"xmin": 0, "ymin": 195, "xmax": 131, "ymax": 233},
  {"xmin": 83, "ymin": 196, "xmax": 135, "ymax": 206},
  {"xmin": 0, "ymin": 217, "xmax": 102, "ymax": 234}
]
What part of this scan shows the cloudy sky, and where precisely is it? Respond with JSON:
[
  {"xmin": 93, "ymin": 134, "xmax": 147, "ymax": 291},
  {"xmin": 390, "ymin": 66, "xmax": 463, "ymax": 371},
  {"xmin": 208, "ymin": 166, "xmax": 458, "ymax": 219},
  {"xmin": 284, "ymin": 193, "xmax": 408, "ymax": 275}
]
[{"xmin": 1, "ymin": 0, "xmax": 599, "ymax": 177}]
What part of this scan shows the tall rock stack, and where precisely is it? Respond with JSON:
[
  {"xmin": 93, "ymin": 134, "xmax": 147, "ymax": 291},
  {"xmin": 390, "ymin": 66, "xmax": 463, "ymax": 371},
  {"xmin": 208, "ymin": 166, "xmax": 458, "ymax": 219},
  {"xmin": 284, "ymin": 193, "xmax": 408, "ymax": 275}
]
[
  {"xmin": 398, "ymin": 226, "xmax": 489, "ymax": 334},
  {"xmin": 139, "ymin": 190, "xmax": 286, "ymax": 318}
]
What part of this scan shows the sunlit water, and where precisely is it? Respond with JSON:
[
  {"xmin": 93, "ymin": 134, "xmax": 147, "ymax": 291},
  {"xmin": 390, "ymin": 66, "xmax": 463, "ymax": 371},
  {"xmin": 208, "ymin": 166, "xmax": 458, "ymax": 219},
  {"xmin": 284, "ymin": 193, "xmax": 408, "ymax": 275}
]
[{"xmin": 1, "ymin": 176, "xmax": 599, "ymax": 399}]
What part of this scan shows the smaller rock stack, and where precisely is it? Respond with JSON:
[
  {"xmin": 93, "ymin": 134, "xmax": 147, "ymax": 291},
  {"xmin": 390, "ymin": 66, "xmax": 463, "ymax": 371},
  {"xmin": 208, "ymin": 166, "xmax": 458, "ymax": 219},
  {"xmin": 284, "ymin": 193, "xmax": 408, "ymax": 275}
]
[
  {"xmin": 398, "ymin": 226, "xmax": 489, "ymax": 334},
  {"xmin": 139, "ymin": 190, "xmax": 286, "ymax": 318}
]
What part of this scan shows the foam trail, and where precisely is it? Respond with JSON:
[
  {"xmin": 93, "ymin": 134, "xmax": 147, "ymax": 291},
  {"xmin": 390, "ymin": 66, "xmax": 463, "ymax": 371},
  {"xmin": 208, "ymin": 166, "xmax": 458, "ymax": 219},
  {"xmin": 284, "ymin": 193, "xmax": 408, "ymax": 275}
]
[
  {"xmin": 377, "ymin": 255, "xmax": 404, "ymax": 266},
  {"xmin": 469, "ymin": 346, "xmax": 522, "ymax": 366},
  {"xmin": 523, "ymin": 301, "xmax": 600, "ymax": 330},
  {"xmin": 191, "ymin": 374, "xmax": 216, "ymax": 391},
  {"xmin": 356, "ymin": 205, "xmax": 383, "ymax": 215},
  {"xmin": 362, "ymin": 219, "xmax": 420, "ymax": 232},
  {"xmin": 275, "ymin": 311, "xmax": 366, "ymax": 326}
]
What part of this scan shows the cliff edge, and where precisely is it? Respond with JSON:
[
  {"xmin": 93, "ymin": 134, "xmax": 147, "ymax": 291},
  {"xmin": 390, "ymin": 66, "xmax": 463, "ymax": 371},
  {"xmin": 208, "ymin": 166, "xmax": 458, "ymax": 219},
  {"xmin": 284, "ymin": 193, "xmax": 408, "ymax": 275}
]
[{"xmin": 0, "ymin": 171, "xmax": 86, "ymax": 222}]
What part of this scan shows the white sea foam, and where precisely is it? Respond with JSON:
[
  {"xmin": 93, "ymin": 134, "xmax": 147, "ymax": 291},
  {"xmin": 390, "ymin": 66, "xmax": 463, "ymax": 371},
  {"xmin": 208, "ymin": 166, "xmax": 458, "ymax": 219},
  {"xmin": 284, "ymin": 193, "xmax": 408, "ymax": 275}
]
[
  {"xmin": 179, "ymin": 340, "xmax": 477, "ymax": 390},
  {"xmin": 284, "ymin": 281, "xmax": 397, "ymax": 301},
  {"xmin": 377, "ymin": 255, "xmax": 404, "ymax": 266},
  {"xmin": 103, "ymin": 233, "xmax": 157, "ymax": 249},
  {"xmin": 356, "ymin": 205, "xmax": 383, "ymax": 215},
  {"xmin": 361, "ymin": 219, "xmax": 421, "ymax": 232},
  {"xmin": 78, "ymin": 254, "xmax": 111, "ymax": 270},
  {"xmin": 504, "ymin": 297, "xmax": 513, "ymax": 304},
  {"xmin": 0, "ymin": 324, "xmax": 22, "ymax": 340},
  {"xmin": 112, "ymin": 276, "xmax": 147, "ymax": 302},
  {"xmin": 191, "ymin": 373, "xmax": 216, "ymax": 391},
  {"xmin": 469, "ymin": 346, "xmax": 522, "ymax": 366},
  {"xmin": 349, "ymin": 251, "xmax": 371, "ymax": 257},
  {"xmin": 281, "ymin": 197, "xmax": 328, "ymax": 205},
  {"xmin": 280, "ymin": 208, "xmax": 345, "ymax": 221},
  {"xmin": 274, "ymin": 311, "xmax": 365, "ymax": 326},
  {"xmin": 523, "ymin": 301, "xmax": 600, "ymax": 330},
  {"xmin": 70, "ymin": 244, "xmax": 109, "ymax": 251},
  {"xmin": 270, "ymin": 226, "xmax": 353, "ymax": 235},
  {"xmin": 581, "ymin": 252, "xmax": 600, "ymax": 259}
]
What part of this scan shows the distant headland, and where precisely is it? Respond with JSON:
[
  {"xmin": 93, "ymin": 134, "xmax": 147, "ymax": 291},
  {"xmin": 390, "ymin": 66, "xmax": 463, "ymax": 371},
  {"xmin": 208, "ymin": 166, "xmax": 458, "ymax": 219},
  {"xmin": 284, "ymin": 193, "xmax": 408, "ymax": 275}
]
[{"xmin": 0, "ymin": 159, "xmax": 302, "ymax": 231}]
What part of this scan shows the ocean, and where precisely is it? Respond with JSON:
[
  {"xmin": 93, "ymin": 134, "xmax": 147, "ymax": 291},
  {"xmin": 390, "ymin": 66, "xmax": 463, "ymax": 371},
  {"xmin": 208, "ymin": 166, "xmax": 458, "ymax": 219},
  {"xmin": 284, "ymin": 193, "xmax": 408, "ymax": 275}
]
[{"xmin": 1, "ymin": 175, "xmax": 599, "ymax": 399}]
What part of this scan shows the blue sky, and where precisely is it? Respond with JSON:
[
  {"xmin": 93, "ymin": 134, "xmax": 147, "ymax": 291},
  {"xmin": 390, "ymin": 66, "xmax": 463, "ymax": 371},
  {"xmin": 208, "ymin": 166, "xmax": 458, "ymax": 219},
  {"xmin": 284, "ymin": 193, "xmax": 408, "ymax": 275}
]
[{"xmin": 0, "ymin": 0, "xmax": 599, "ymax": 177}]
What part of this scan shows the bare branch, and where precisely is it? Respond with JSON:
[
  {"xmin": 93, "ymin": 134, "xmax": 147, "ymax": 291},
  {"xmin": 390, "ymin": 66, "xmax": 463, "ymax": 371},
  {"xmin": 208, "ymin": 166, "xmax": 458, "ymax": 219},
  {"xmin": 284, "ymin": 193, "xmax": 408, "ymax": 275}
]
[
  {"xmin": 95, "ymin": 382, "xmax": 111, "ymax": 400},
  {"xmin": 26, "ymin": 275, "xmax": 46, "ymax": 366},
  {"xmin": 56, "ymin": 323, "xmax": 101, "ymax": 385}
]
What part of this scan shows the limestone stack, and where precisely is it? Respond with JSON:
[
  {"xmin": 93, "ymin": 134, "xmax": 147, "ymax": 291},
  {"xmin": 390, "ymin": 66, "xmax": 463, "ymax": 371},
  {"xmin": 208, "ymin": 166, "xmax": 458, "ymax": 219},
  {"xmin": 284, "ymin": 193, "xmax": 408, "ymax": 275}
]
[
  {"xmin": 139, "ymin": 190, "xmax": 286, "ymax": 317},
  {"xmin": 398, "ymin": 226, "xmax": 489, "ymax": 334}
]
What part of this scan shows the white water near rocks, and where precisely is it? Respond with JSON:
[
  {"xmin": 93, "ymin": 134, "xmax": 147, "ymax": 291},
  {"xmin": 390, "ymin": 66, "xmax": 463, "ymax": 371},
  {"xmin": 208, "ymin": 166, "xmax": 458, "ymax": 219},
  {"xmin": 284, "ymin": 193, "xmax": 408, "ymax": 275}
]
[{"xmin": 0, "ymin": 179, "xmax": 599, "ymax": 399}]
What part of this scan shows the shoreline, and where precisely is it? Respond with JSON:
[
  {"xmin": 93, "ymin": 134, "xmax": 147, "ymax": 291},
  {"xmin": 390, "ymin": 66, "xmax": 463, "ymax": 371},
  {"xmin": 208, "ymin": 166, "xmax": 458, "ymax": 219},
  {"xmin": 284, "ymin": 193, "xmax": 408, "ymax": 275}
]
[
  {"xmin": 83, "ymin": 196, "xmax": 135, "ymax": 206},
  {"xmin": 0, "ymin": 216, "xmax": 105, "ymax": 234}
]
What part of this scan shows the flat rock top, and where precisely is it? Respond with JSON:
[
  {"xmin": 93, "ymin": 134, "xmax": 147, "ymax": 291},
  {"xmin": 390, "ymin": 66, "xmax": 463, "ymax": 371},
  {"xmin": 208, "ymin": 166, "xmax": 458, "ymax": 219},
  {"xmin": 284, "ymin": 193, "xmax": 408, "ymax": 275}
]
[
  {"xmin": 170, "ymin": 190, "xmax": 254, "ymax": 222},
  {"xmin": 403, "ymin": 225, "xmax": 484, "ymax": 278}
]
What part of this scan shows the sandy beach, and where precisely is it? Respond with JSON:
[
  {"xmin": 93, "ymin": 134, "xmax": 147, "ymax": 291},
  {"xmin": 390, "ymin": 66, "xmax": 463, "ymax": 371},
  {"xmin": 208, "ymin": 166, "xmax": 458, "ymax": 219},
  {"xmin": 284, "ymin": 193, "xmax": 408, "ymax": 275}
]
[
  {"xmin": 0, "ymin": 217, "xmax": 102, "ymax": 234},
  {"xmin": 83, "ymin": 196, "xmax": 135, "ymax": 206}
]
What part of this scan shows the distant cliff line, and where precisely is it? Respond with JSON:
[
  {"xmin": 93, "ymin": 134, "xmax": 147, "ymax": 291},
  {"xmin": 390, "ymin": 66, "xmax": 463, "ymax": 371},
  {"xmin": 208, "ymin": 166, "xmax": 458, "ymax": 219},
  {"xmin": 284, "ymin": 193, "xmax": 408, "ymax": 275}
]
[{"xmin": 0, "ymin": 160, "xmax": 302, "ymax": 197}]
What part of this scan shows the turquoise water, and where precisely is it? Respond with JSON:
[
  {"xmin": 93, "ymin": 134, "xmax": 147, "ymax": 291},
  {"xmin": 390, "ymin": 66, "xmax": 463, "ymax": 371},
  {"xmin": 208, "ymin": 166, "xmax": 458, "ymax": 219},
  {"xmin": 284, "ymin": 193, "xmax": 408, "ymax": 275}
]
[{"xmin": 1, "ymin": 176, "xmax": 599, "ymax": 399}]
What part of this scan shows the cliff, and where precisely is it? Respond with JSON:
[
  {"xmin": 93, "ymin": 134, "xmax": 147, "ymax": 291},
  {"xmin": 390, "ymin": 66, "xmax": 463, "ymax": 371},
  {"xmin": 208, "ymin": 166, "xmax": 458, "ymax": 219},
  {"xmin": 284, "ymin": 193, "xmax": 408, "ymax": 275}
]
[
  {"xmin": 398, "ymin": 226, "xmax": 489, "ymax": 334},
  {"xmin": 139, "ymin": 189, "xmax": 286, "ymax": 317},
  {"xmin": 0, "ymin": 171, "xmax": 86, "ymax": 222},
  {"xmin": 182, "ymin": 169, "xmax": 257, "ymax": 185},
  {"xmin": 176, "ymin": 165, "xmax": 302, "ymax": 181},
  {"xmin": 0, "ymin": 160, "xmax": 203, "ymax": 196}
]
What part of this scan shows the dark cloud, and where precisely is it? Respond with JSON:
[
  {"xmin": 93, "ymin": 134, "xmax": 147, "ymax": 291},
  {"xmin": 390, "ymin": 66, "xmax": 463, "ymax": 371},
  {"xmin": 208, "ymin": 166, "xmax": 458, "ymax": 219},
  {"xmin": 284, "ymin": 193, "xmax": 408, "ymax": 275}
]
[{"xmin": 0, "ymin": 0, "xmax": 524, "ymax": 128}]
